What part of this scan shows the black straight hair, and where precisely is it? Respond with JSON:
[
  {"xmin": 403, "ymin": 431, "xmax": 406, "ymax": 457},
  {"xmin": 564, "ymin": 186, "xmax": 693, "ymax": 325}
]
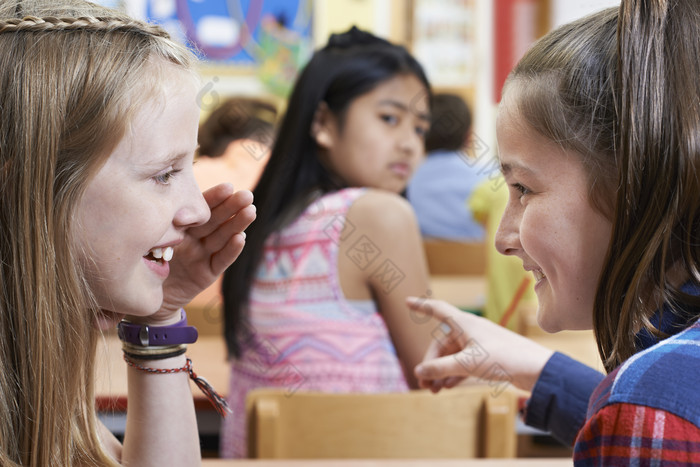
[{"xmin": 222, "ymin": 26, "xmax": 431, "ymax": 358}]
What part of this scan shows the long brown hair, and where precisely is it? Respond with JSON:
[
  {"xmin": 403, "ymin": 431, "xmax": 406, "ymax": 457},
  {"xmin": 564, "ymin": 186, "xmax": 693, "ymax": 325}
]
[
  {"xmin": 505, "ymin": 0, "xmax": 700, "ymax": 372},
  {"xmin": 0, "ymin": 1, "xmax": 194, "ymax": 464},
  {"xmin": 600, "ymin": 0, "xmax": 700, "ymax": 371}
]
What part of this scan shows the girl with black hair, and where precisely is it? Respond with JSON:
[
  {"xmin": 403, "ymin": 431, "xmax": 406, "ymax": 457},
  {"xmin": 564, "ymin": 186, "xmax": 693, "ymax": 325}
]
[
  {"xmin": 0, "ymin": 0, "xmax": 255, "ymax": 464},
  {"xmin": 220, "ymin": 27, "xmax": 433, "ymax": 457}
]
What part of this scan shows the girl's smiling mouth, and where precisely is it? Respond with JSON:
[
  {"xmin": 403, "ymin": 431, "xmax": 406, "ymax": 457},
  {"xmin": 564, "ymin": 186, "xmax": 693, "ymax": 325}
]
[{"xmin": 143, "ymin": 246, "xmax": 174, "ymax": 278}]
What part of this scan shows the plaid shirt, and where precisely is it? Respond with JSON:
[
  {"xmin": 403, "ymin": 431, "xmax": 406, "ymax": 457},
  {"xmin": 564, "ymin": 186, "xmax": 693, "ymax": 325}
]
[
  {"xmin": 526, "ymin": 282, "xmax": 700, "ymax": 447},
  {"xmin": 573, "ymin": 320, "xmax": 700, "ymax": 465}
]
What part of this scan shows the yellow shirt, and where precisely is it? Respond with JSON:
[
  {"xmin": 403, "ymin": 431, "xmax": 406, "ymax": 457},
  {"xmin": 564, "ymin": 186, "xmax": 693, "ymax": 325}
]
[{"xmin": 468, "ymin": 177, "xmax": 536, "ymax": 331}]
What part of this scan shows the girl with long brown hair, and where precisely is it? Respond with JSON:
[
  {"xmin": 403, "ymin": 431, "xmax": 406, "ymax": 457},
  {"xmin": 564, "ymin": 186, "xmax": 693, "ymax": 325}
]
[
  {"xmin": 0, "ymin": 0, "xmax": 255, "ymax": 464},
  {"xmin": 409, "ymin": 0, "xmax": 700, "ymax": 462}
]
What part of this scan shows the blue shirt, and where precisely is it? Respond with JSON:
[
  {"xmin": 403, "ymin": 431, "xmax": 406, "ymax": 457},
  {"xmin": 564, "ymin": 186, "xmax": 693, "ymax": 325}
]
[
  {"xmin": 407, "ymin": 150, "xmax": 486, "ymax": 241},
  {"xmin": 527, "ymin": 281, "xmax": 700, "ymax": 446}
]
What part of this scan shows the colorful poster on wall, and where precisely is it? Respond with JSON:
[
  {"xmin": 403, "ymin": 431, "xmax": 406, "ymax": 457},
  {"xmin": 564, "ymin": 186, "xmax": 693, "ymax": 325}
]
[
  {"xmin": 119, "ymin": 0, "xmax": 313, "ymax": 96},
  {"xmin": 411, "ymin": 0, "xmax": 477, "ymax": 87}
]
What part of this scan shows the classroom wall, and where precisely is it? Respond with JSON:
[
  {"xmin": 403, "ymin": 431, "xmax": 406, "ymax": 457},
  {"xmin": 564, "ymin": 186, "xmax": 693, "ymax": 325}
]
[
  {"xmin": 312, "ymin": 0, "xmax": 406, "ymax": 47},
  {"xmin": 551, "ymin": 0, "xmax": 620, "ymax": 28},
  {"xmin": 112, "ymin": 0, "xmax": 624, "ymax": 142}
]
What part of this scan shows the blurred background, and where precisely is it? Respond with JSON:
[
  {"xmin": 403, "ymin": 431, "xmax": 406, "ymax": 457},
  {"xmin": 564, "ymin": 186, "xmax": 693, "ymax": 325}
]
[
  {"xmin": 97, "ymin": 0, "xmax": 619, "ymax": 153},
  {"xmin": 92, "ymin": 2, "xmax": 622, "ymax": 458}
]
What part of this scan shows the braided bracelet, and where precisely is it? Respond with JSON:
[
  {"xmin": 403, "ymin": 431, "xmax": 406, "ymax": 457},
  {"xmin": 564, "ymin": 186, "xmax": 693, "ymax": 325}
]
[{"xmin": 123, "ymin": 356, "xmax": 231, "ymax": 417}]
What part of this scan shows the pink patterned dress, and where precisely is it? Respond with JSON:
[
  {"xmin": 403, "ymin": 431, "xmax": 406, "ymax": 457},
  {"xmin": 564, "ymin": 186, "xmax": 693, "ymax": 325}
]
[{"xmin": 219, "ymin": 188, "xmax": 409, "ymax": 458}]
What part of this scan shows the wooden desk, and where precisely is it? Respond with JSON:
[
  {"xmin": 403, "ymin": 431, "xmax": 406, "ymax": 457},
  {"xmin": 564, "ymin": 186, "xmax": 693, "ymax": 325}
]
[
  {"xmin": 96, "ymin": 274, "xmax": 488, "ymax": 406},
  {"xmin": 202, "ymin": 459, "xmax": 572, "ymax": 466},
  {"xmin": 95, "ymin": 296, "xmax": 599, "ymax": 456},
  {"xmin": 532, "ymin": 330, "xmax": 602, "ymax": 372},
  {"xmin": 429, "ymin": 275, "xmax": 486, "ymax": 311},
  {"xmin": 95, "ymin": 328, "xmax": 602, "ymax": 406}
]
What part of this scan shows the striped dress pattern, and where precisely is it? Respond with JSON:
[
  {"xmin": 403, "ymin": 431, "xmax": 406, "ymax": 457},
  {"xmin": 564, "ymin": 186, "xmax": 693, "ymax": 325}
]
[{"xmin": 219, "ymin": 188, "xmax": 409, "ymax": 458}]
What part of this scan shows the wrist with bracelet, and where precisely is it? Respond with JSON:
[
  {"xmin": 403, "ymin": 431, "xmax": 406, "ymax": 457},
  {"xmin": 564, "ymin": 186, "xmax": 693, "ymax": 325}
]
[
  {"xmin": 121, "ymin": 342, "xmax": 188, "ymax": 361},
  {"xmin": 117, "ymin": 309, "xmax": 230, "ymax": 416},
  {"xmin": 117, "ymin": 308, "xmax": 198, "ymax": 350}
]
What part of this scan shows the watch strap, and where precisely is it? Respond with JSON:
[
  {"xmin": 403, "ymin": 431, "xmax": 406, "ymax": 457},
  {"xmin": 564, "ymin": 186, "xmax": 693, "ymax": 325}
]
[{"xmin": 117, "ymin": 309, "xmax": 198, "ymax": 346}]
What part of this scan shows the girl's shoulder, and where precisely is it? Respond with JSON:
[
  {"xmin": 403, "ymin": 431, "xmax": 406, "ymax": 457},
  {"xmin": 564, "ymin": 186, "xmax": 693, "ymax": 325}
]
[
  {"xmin": 292, "ymin": 188, "xmax": 419, "ymax": 243},
  {"xmin": 317, "ymin": 187, "xmax": 368, "ymax": 207},
  {"xmin": 345, "ymin": 188, "xmax": 419, "ymax": 234},
  {"xmin": 595, "ymin": 321, "xmax": 700, "ymax": 426},
  {"xmin": 290, "ymin": 188, "xmax": 367, "ymax": 225},
  {"xmin": 307, "ymin": 188, "xmax": 416, "ymax": 223},
  {"xmin": 344, "ymin": 189, "xmax": 420, "ymax": 252}
]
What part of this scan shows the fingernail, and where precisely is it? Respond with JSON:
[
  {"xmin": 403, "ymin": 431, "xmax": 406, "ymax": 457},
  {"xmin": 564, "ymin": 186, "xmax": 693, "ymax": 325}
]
[
  {"xmin": 240, "ymin": 231, "xmax": 246, "ymax": 240},
  {"xmin": 414, "ymin": 365, "xmax": 424, "ymax": 377}
]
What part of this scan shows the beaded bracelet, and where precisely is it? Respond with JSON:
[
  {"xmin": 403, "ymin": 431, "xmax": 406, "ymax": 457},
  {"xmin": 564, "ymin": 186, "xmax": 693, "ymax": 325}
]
[{"xmin": 123, "ymin": 355, "xmax": 231, "ymax": 417}]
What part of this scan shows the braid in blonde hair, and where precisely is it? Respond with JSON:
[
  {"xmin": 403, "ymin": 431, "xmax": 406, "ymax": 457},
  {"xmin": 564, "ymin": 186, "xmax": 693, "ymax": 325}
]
[{"xmin": 0, "ymin": 14, "xmax": 170, "ymax": 36}]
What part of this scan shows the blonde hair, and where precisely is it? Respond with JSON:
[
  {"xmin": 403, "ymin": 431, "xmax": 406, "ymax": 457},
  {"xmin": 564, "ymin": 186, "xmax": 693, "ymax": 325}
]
[{"xmin": 0, "ymin": 1, "xmax": 196, "ymax": 464}]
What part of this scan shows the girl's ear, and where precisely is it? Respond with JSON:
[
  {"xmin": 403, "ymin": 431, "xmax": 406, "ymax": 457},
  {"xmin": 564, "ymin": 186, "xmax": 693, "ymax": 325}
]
[{"xmin": 310, "ymin": 102, "xmax": 335, "ymax": 149}]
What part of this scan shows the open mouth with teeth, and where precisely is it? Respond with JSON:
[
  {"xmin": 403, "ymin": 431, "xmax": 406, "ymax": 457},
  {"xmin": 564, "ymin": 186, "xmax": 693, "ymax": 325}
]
[
  {"xmin": 533, "ymin": 269, "xmax": 546, "ymax": 282},
  {"xmin": 144, "ymin": 246, "xmax": 174, "ymax": 264}
]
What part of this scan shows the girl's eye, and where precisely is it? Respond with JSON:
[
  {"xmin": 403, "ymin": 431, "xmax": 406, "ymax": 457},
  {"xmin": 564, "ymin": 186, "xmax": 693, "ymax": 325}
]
[
  {"xmin": 512, "ymin": 183, "xmax": 531, "ymax": 198},
  {"xmin": 415, "ymin": 125, "xmax": 429, "ymax": 138},
  {"xmin": 381, "ymin": 114, "xmax": 399, "ymax": 125},
  {"xmin": 153, "ymin": 168, "xmax": 181, "ymax": 185}
]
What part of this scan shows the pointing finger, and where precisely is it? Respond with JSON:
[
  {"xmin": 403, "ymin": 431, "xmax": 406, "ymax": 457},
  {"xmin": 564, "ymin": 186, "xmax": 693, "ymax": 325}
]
[
  {"xmin": 406, "ymin": 296, "xmax": 471, "ymax": 324},
  {"xmin": 414, "ymin": 353, "xmax": 473, "ymax": 383}
]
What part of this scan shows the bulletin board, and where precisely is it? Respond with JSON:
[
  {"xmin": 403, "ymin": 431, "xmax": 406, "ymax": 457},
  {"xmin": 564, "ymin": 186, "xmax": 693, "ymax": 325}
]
[
  {"xmin": 123, "ymin": 1, "xmax": 312, "ymax": 63},
  {"xmin": 117, "ymin": 0, "xmax": 313, "ymax": 97}
]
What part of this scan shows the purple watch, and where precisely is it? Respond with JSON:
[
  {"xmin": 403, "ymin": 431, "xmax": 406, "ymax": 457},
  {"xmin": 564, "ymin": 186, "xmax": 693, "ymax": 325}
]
[{"xmin": 117, "ymin": 309, "xmax": 198, "ymax": 346}]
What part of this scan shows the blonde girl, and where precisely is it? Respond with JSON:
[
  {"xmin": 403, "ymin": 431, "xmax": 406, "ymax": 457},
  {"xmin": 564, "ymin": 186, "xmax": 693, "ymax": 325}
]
[{"xmin": 0, "ymin": 0, "xmax": 255, "ymax": 464}]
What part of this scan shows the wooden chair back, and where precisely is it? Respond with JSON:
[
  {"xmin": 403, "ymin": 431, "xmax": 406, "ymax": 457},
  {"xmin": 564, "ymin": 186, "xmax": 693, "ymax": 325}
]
[
  {"xmin": 423, "ymin": 240, "xmax": 487, "ymax": 276},
  {"xmin": 246, "ymin": 386, "xmax": 517, "ymax": 459}
]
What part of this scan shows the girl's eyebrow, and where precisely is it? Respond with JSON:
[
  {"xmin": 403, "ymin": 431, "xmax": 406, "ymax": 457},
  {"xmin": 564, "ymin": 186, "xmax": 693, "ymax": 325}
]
[
  {"xmin": 377, "ymin": 99, "xmax": 431, "ymax": 122},
  {"xmin": 500, "ymin": 161, "xmax": 535, "ymax": 176},
  {"xmin": 161, "ymin": 152, "xmax": 188, "ymax": 167},
  {"xmin": 140, "ymin": 150, "xmax": 192, "ymax": 170}
]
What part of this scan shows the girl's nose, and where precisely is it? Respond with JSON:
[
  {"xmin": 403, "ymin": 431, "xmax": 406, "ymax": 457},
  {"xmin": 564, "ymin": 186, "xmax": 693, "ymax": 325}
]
[
  {"xmin": 399, "ymin": 127, "xmax": 424, "ymax": 157},
  {"xmin": 495, "ymin": 200, "xmax": 521, "ymax": 256},
  {"xmin": 174, "ymin": 178, "xmax": 210, "ymax": 228}
]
